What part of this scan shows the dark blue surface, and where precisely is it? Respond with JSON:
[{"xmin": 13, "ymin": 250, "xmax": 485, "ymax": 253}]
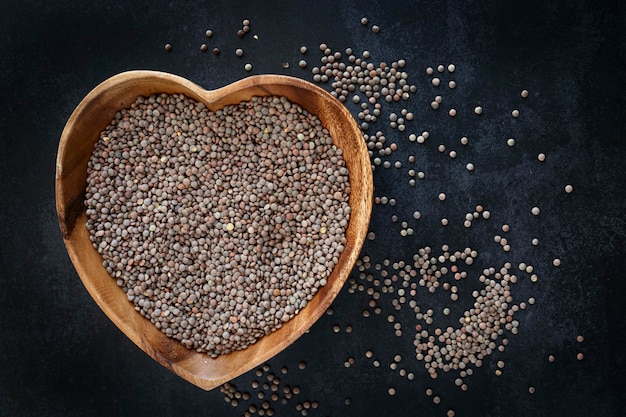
[{"xmin": 1, "ymin": 1, "xmax": 624, "ymax": 416}]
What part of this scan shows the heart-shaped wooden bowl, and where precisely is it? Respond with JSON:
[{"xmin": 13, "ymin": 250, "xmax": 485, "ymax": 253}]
[{"xmin": 55, "ymin": 70, "xmax": 372, "ymax": 391}]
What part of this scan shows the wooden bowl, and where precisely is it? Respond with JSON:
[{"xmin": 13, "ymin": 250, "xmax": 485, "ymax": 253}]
[{"xmin": 55, "ymin": 70, "xmax": 373, "ymax": 391}]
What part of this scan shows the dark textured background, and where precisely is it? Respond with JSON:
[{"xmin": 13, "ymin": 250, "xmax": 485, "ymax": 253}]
[{"xmin": 1, "ymin": 1, "xmax": 625, "ymax": 416}]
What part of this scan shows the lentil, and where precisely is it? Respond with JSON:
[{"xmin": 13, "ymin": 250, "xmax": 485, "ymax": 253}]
[{"xmin": 85, "ymin": 94, "xmax": 351, "ymax": 356}]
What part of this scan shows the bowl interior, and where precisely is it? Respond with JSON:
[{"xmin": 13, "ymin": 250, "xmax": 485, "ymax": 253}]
[{"xmin": 55, "ymin": 71, "xmax": 372, "ymax": 390}]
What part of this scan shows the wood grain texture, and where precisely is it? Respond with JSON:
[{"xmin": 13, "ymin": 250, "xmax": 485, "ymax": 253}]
[{"xmin": 55, "ymin": 70, "xmax": 373, "ymax": 391}]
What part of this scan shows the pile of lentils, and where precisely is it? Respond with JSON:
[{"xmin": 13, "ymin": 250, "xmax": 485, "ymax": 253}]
[{"xmin": 84, "ymin": 93, "xmax": 351, "ymax": 356}]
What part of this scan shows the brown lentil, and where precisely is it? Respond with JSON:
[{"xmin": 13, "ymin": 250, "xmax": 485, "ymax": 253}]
[{"xmin": 85, "ymin": 94, "xmax": 351, "ymax": 356}]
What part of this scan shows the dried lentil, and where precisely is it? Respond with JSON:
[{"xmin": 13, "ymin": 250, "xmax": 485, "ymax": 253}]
[{"xmin": 85, "ymin": 94, "xmax": 351, "ymax": 356}]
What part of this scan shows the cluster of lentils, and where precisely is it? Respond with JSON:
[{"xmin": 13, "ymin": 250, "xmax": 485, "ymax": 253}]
[
  {"xmin": 353, "ymin": 245, "xmax": 533, "ymax": 388},
  {"xmin": 84, "ymin": 93, "xmax": 351, "ymax": 356},
  {"xmin": 311, "ymin": 44, "xmax": 416, "ymax": 131}
]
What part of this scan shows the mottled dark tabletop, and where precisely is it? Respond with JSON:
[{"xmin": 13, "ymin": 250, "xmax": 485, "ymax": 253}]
[{"xmin": 1, "ymin": 1, "xmax": 625, "ymax": 416}]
